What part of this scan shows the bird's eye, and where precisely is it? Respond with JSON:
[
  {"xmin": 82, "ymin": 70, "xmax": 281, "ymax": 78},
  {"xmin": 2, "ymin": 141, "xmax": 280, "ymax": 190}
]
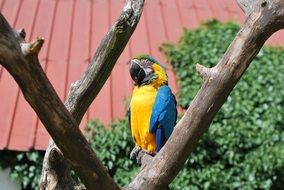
[{"xmin": 144, "ymin": 68, "xmax": 153, "ymax": 75}]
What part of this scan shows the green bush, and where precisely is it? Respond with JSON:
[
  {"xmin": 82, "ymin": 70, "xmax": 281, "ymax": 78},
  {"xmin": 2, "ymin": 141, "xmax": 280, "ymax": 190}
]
[
  {"xmin": 85, "ymin": 119, "xmax": 138, "ymax": 186},
  {"xmin": 162, "ymin": 20, "xmax": 284, "ymax": 190},
  {"xmin": 0, "ymin": 150, "xmax": 44, "ymax": 189}
]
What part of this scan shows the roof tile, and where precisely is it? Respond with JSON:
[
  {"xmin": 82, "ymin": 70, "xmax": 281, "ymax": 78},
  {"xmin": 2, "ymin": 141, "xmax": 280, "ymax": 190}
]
[
  {"xmin": 0, "ymin": 71, "xmax": 19, "ymax": 149},
  {"xmin": 7, "ymin": 93, "xmax": 37, "ymax": 150}
]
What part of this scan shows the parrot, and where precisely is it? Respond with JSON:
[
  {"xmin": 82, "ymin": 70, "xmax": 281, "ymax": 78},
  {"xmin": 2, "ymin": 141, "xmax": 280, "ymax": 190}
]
[{"xmin": 128, "ymin": 54, "xmax": 177, "ymax": 160}]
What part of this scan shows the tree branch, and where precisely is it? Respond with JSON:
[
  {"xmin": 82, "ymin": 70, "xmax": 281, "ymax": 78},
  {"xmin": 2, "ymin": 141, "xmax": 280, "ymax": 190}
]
[
  {"xmin": 0, "ymin": 13, "xmax": 118, "ymax": 189},
  {"xmin": 0, "ymin": 0, "xmax": 144, "ymax": 189},
  {"xmin": 127, "ymin": 0, "xmax": 284, "ymax": 189},
  {"xmin": 65, "ymin": 0, "xmax": 144, "ymax": 122},
  {"xmin": 40, "ymin": 0, "xmax": 144, "ymax": 189}
]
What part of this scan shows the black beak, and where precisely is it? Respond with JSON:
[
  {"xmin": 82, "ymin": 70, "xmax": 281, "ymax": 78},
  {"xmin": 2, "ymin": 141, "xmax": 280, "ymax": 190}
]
[{"xmin": 130, "ymin": 61, "xmax": 145, "ymax": 85}]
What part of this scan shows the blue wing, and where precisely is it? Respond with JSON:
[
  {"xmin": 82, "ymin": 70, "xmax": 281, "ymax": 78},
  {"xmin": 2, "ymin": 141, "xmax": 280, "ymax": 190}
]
[{"xmin": 150, "ymin": 85, "xmax": 177, "ymax": 151}]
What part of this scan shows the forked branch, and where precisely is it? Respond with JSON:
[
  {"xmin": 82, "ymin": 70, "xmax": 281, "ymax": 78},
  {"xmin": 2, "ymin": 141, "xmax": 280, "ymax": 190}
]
[
  {"xmin": 0, "ymin": 13, "xmax": 118, "ymax": 190},
  {"xmin": 40, "ymin": 0, "xmax": 144, "ymax": 189},
  {"xmin": 0, "ymin": 0, "xmax": 144, "ymax": 189}
]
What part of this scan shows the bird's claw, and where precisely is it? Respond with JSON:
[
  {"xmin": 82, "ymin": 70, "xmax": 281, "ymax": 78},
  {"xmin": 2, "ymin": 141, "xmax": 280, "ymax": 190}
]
[
  {"xmin": 130, "ymin": 147, "xmax": 157, "ymax": 166},
  {"xmin": 130, "ymin": 147, "xmax": 142, "ymax": 163}
]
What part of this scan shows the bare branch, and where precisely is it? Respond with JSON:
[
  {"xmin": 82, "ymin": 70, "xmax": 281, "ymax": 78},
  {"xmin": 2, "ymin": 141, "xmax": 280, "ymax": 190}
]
[
  {"xmin": 39, "ymin": 0, "xmax": 144, "ymax": 189},
  {"xmin": 0, "ymin": 12, "xmax": 120, "ymax": 189},
  {"xmin": 127, "ymin": 0, "xmax": 284, "ymax": 189},
  {"xmin": 0, "ymin": 0, "xmax": 145, "ymax": 187},
  {"xmin": 65, "ymin": 0, "xmax": 144, "ymax": 122}
]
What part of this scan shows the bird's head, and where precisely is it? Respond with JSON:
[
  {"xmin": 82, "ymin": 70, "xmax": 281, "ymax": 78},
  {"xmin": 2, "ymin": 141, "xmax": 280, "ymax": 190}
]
[{"xmin": 129, "ymin": 54, "xmax": 168, "ymax": 87}]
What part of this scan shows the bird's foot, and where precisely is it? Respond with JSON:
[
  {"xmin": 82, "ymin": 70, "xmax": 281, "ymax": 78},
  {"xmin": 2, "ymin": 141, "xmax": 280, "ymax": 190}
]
[
  {"xmin": 130, "ymin": 146, "xmax": 142, "ymax": 163},
  {"xmin": 130, "ymin": 147, "xmax": 156, "ymax": 166}
]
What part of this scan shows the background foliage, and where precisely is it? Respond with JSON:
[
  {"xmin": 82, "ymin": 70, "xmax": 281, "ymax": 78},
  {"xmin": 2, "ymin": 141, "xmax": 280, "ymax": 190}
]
[
  {"xmin": 85, "ymin": 119, "xmax": 138, "ymax": 185},
  {"xmin": 162, "ymin": 20, "xmax": 284, "ymax": 190},
  {"xmin": 0, "ymin": 150, "xmax": 44, "ymax": 189},
  {"xmin": 0, "ymin": 20, "xmax": 283, "ymax": 190}
]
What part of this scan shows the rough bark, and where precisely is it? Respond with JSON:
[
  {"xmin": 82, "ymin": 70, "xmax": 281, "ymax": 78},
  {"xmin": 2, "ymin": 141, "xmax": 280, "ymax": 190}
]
[
  {"xmin": 0, "ymin": 0, "xmax": 144, "ymax": 189},
  {"xmin": 40, "ymin": 0, "xmax": 144, "ymax": 189},
  {"xmin": 127, "ymin": 0, "xmax": 284, "ymax": 189}
]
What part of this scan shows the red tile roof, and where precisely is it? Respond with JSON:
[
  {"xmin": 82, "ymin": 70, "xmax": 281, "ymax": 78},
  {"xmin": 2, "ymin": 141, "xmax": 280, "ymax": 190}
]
[{"xmin": 0, "ymin": 0, "xmax": 283, "ymax": 151}]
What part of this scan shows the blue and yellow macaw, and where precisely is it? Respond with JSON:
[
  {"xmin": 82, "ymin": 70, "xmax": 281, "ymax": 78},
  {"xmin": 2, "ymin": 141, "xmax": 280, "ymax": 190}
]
[{"xmin": 128, "ymin": 54, "xmax": 177, "ymax": 157}]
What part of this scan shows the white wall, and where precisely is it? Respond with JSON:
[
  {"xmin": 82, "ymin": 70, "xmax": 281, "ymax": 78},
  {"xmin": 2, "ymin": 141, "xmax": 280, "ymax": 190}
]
[{"xmin": 0, "ymin": 168, "xmax": 21, "ymax": 190}]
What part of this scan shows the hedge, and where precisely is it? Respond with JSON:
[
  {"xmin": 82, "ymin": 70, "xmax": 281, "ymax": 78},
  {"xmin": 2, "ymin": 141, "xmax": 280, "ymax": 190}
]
[{"xmin": 162, "ymin": 20, "xmax": 284, "ymax": 190}]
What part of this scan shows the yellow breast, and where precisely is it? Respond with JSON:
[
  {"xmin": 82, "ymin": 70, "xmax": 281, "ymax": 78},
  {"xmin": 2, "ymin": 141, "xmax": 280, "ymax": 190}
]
[{"xmin": 130, "ymin": 85, "xmax": 158, "ymax": 152}]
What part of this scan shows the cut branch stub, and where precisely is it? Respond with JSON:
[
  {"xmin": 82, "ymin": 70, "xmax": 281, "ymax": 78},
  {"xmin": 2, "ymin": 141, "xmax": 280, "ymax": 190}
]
[
  {"xmin": 237, "ymin": 0, "xmax": 256, "ymax": 16},
  {"xmin": 20, "ymin": 37, "xmax": 44, "ymax": 56},
  {"xmin": 196, "ymin": 63, "xmax": 210, "ymax": 81},
  {"xmin": 237, "ymin": 0, "xmax": 271, "ymax": 17},
  {"xmin": 29, "ymin": 38, "xmax": 44, "ymax": 54},
  {"xmin": 237, "ymin": 0, "xmax": 284, "ymax": 21},
  {"xmin": 127, "ymin": 0, "xmax": 284, "ymax": 189},
  {"xmin": 14, "ymin": 27, "xmax": 44, "ymax": 56}
]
